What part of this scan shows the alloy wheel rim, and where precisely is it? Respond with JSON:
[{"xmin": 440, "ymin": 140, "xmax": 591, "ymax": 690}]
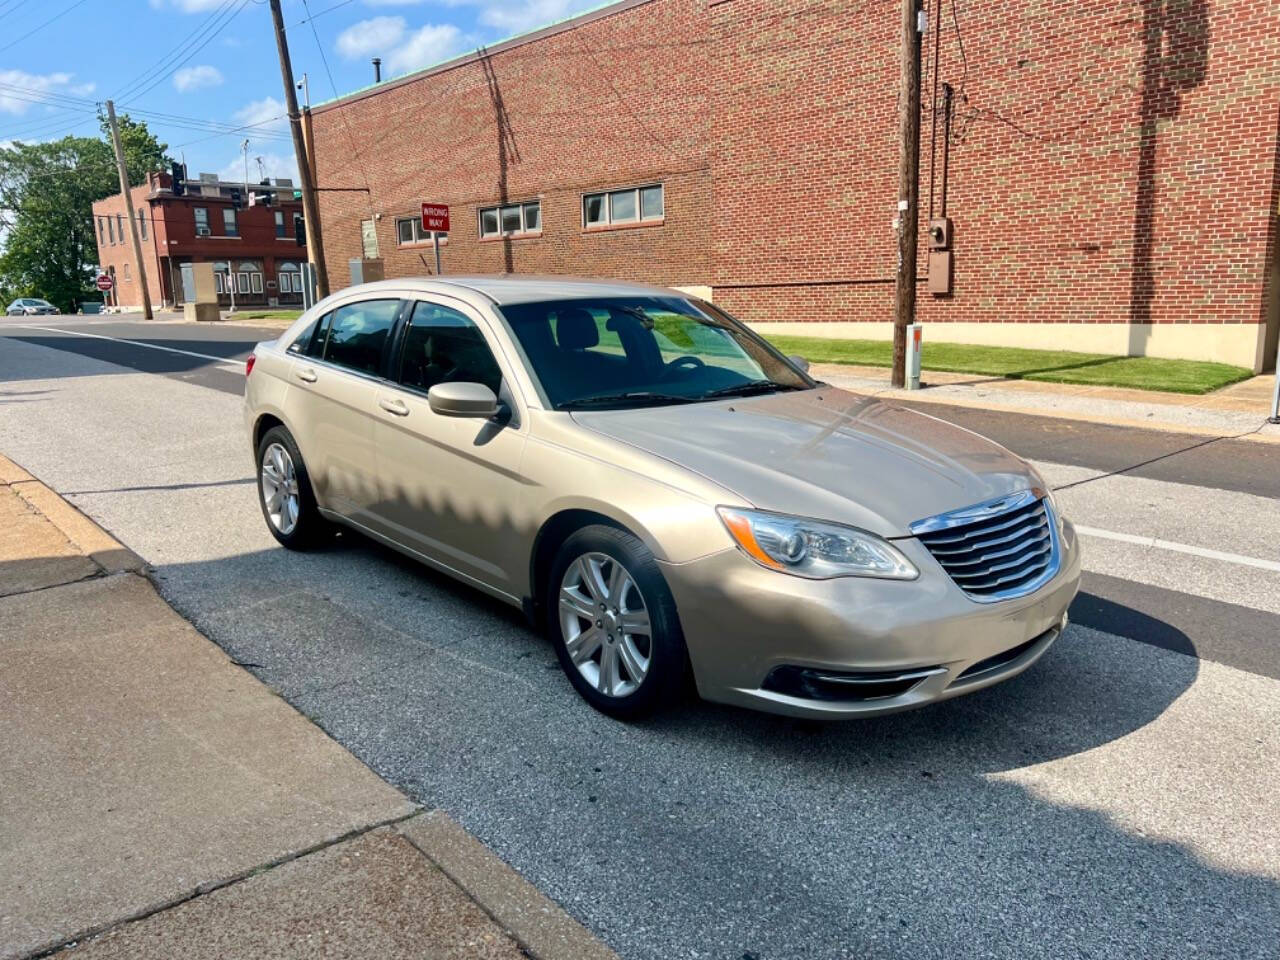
[
  {"xmin": 559, "ymin": 551, "xmax": 652, "ymax": 698},
  {"xmin": 260, "ymin": 442, "xmax": 300, "ymax": 535}
]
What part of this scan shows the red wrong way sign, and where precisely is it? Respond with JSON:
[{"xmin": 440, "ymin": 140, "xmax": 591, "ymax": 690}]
[
  {"xmin": 95, "ymin": 274, "xmax": 113, "ymax": 292},
  {"xmin": 421, "ymin": 202, "xmax": 450, "ymax": 233}
]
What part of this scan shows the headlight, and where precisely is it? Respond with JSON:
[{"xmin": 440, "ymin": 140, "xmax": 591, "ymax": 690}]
[{"xmin": 717, "ymin": 507, "xmax": 918, "ymax": 580}]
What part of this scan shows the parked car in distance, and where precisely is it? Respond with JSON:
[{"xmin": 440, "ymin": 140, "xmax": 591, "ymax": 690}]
[
  {"xmin": 6, "ymin": 298, "xmax": 58, "ymax": 316},
  {"xmin": 244, "ymin": 277, "xmax": 1081, "ymax": 720}
]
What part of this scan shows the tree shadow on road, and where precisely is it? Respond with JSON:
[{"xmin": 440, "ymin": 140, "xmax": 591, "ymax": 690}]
[{"xmin": 136, "ymin": 524, "xmax": 1280, "ymax": 960}]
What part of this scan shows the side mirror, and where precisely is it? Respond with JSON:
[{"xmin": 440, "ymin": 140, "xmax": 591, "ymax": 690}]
[
  {"xmin": 787, "ymin": 354, "xmax": 810, "ymax": 374},
  {"xmin": 428, "ymin": 382, "xmax": 500, "ymax": 418}
]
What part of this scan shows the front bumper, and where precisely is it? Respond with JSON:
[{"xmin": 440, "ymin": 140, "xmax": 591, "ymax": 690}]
[{"xmin": 658, "ymin": 518, "xmax": 1082, "ymax": 718}]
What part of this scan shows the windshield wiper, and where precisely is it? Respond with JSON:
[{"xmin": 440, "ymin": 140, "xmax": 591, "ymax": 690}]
[
  {"xmin": 561, "ymin": 391, "xmax": 696, "ymax": 410},
  {"xmin": 702, "ymin": 380, "xmax": 806, "ymax": 400}
]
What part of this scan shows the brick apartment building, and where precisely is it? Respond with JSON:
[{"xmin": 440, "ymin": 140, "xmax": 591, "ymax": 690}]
[
  {"xmin": 92, "ymin": 171, "xmax": 307, "ymax": 310},
  {"xmin": 309, "ymin": 0, "xmax": 1280, "ymax": 371}
]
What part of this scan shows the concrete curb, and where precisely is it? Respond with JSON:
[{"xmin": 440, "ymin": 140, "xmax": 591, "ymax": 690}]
[
  {"xmin": 0, "ymin": 454, "xmax": 145, "ymax": 574},
  {"xmin": 874, "ymin": 388, "xmax": 1280, "ymax": 445},
  {"xmin": 398, "ymin": 811, "xmax": 621, "ymax": 960},
  {"xmin": 0, "ymin": 454, "xmax": 614, "ymax": 960}
]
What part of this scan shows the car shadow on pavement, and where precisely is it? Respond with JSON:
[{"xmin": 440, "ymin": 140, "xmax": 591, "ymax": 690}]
[
  {"xmin": 148, "ymin": 530, "xmax": 1278, "ymax": 960},
  {"xmin": 0, "ymin": 335, "xmax": 259, "ymax": 381}
]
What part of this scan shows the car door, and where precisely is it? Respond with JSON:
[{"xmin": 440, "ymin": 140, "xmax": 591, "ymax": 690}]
[
  {"xmin": 371, "ymin": 297, "xmax": 529, "ymax": 597},
  {"xmin": 285, "ymin": 296, "xmax": 403, "ymax": 524}
]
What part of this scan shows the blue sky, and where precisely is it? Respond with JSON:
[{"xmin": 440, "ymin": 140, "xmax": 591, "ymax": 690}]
[{"xmin": 0, "ymin": 0, "xmax": 602, "ymax": 185}]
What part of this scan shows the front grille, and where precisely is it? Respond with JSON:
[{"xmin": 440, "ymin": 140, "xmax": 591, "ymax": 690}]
[{"xmin": 913, "ymin": 492, "xmax": 1059, "ymax": 602}]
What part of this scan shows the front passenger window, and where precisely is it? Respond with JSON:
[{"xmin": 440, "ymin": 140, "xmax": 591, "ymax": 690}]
[
  {"xmin": 321, "ymin": 299, "xmax": 400, "ymax": 375},
  {"xmin": 398, "ymin": 301, "xmax": 503, "ymax": 395}
]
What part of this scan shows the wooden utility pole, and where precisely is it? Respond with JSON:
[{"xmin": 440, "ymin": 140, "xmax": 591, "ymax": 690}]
[
  {"xmin": 892, "ymin": 0, "xmax": 924, "ymax": 388},
  {"xmin": 105, "ymin": 100, "xmax": 153, "ymax": 320},
  {"xmin": 268, "ymin": 0, "xmax": 330, "ymax": 299}
]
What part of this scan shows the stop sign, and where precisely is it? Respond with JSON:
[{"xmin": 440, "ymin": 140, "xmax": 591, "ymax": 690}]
[{"xmin": 95, "ymin": 274, "xmax": 113, "ymax": 292}]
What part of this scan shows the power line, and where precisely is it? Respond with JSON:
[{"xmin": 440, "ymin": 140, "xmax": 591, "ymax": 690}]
[
  {"xmin": 111, "ymin": 0, "xmax": 241, "ymax": 102},
  {"xmin": 0, "ymin": 0, "xmax": 92, "ymax": 55},
  {"xmin": 117, "ymin": 0, "xmax": 254, "ymax": 105}
]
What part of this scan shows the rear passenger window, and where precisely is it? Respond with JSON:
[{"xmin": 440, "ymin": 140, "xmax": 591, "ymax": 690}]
[
  {"xmin": 398, "ymin": 301, "xmax": 503, "ymax": 395},
  {"xmin": 287, "ymin": 316, "xmax": 320, "ymax": 355},
  {"xmin": 321, "ymin": 299, "xmax": 400, "ymax": 375}
]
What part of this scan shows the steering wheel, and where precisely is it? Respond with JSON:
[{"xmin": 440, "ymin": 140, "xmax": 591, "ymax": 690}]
[{"xmin": 665, "ymin": 355, "xmax": 705, "ymax": 375}]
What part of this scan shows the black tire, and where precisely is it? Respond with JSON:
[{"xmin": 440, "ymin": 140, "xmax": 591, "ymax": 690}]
[
  {"xmin": 255, "ymin": 425, "xmax": 331, "ymax": 550},
  {"xmin": 546, "ymin": 524, "xmax": 689, "ymax": 719}
]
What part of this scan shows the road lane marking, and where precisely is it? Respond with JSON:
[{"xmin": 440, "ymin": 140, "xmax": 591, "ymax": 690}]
[
  {"xmin": 1076, "ymin": 524, "xmax": 1280, "ymax": 574},
  {"xmin": 9, "ymin": 324, "xmax": 248, "ymax": 371}
]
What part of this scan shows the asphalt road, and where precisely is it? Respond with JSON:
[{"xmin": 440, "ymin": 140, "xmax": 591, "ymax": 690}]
[{"xmin": 3, "ymin": 316, "xmax": 1278, "ymax": 960}]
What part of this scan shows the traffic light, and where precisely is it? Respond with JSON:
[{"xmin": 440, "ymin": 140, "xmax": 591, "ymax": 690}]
[
  {"xmin": 294, "ymin": 215, "xmax": 306, "ymax": 247},
  {"xmin": 170, "ymin": 162, "xmax": 186, "ymax": 196},
  {"xmin": 249, "ymin": 191, "xmax": 273, "ymax": 207},
  {"xmin": 230, "ymin": 188, "xmax": 243, "ymax": 210}
]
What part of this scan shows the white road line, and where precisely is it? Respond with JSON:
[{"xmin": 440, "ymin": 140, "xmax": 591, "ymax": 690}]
[
  {"xmin": 9, "ymin": 324, "xmax": 246, "ymax": 371},
  {"xmin": 1075, "ymin": 524, "xmax": 1280, "ymax": 574}
]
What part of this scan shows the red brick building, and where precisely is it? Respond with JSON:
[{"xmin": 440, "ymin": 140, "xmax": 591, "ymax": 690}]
[
  {"xmin": 309, "ymin": 0, "xmax": 1280, "ymax": 371},
  {"xmin": 92, "ymin": 171, "xmax": 307, "ymax": 311}
]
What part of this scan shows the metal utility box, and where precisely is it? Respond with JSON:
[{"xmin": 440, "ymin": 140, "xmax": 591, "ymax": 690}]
[
  {"xmin": 349, "ymin": 258, "xmax": 385, "ymax": 287},
  {"xmin": 183, "ymin": 262, "xmax": 220, "ymax": 322},
  {"xmin": 928, "ymin": 250, "xmax": 953, "ymax": 296}
]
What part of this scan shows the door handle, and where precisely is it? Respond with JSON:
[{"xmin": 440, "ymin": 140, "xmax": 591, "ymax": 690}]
[
  {"xmin": 379, "ymin": 397, "xmax": 410, "ymax": 417},
  {"xmin": 295, "ymin": 367, "xmax": 318, "ymax": 383}
]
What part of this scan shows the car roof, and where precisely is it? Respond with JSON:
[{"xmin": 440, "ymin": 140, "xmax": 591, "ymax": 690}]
[{"xmin": 337, "ymin": 275, "xmax": 692, "ymax": 307}]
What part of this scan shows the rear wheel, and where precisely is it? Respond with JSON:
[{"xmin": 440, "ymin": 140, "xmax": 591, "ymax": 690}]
[
  {"xmin": 256, "ymin": 425, "xmax": 330, "ymax": 549},
  {"xmin": 547, "ymin": 525, "xmax": 689, "ymax": 719}
]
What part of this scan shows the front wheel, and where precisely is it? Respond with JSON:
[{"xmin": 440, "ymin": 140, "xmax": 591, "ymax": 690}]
[
  {"xmin": 256, "ymin": 425, "xmax": 330, "ymax": 549},
  {"xmin": 547, "ymin": 525, "xmax": 689, "ymax": 719}
]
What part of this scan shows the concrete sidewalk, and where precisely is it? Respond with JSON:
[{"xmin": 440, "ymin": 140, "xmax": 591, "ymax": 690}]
[
  {"xmin": 811, "ymin": 362, "xmax": 1280, "ymax": 442},
  {"xmin": 0, "ymin": 456, "xmax": 615, "ymax": 960}
]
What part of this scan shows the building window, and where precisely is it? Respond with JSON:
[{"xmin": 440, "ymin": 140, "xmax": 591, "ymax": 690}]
[
  {"xmin": 97, "ymin": 217, "xmax": 104, "ymax": 246},
  {"xmin": 275, "ymin": 211, "xmax": 286, "ymax": 238},
  {"xmin": 478, "ymin": 201, "xmax": 540, "ymax": 238},
  {"xmin": 583, "ymin": 184, "xmax": 663, "ymax": 228},
  {"xmin": 222, "ymin": 208, "xmax": 238, "ymax": 237},
  {"xmin": 137, "ymin": 208, "xmax": 147, "ymax": 241},
  {"xmin": 123, "ymin": 263, "xmax": 131, "ymax": 280},
  {"xmin": 278, "ymin": 262, "xmax": 302, "ymax": 294},
  {"xmin": 116, "ymin": 213, "xmax": 124, "ymax": 242},
  {"xmin": 107, "ymin": 216, "xmax": 115, "ymax": 245},
  {"xmin": 194, "ymin": 207, "xmax": 209, "ymax": 236},
  {"xmin": 395, "ymin": 217, "xmax": 446, "ymax": 246}
]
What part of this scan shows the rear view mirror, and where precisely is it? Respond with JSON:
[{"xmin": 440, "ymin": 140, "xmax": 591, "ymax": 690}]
[
  {"xmin": 787, "ymin": 354, "xmax": 810, "ymax": 374},
  {"xmin": 428, "ymin": 382, "xmax": 500, "ymax": 418}
]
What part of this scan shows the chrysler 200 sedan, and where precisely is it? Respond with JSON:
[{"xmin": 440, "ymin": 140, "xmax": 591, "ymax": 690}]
[{"xmin": 244, "ymin": 277, "xmax": 1080, "ymax": 719}]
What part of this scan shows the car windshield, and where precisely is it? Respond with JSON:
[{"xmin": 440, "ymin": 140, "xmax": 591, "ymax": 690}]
[{"xmin": 497, "ymin": 296, "xmax": 814, "ymax": 410}]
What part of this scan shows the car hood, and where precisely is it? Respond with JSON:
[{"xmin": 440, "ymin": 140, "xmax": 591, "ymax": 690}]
[{"xmin": 570, "ymin": 388, "xmax": 1040, "ymax": 538}]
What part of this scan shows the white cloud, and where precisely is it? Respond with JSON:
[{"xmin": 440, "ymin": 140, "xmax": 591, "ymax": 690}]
[
  {"xmin": 336, "ymin": 16, "xmax": 406, "ymax": 59},
  {"xmin": 363, "ymin": 0, "xmax": 429, "ymax": 5},
  {"xmin": 172, "ymin": 65, "xmax": 223, "ymax": 93},
  {"xmin": 149, "ymin": 0, "xmax": 228, "ymax": 11},
  {"xmin": 441, "ymin": 0, "xmax": 594, "ymax": 34},
  {"xmin": 218, "ymin": 150, "xmax": 299, "ymax": 188},
  {"xmin": 0, "ymin": 70, "xmax": 94, "ymax": 115},
  {"xmin": 233, "ymin": 96, "xmax": 288, "ymax": 134},
  {"xmin": 386, "ymin": 23, "xmax": 463, "ymax": 74}
]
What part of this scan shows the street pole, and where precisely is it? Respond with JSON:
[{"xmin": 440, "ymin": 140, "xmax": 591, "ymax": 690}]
[
  {"xmin": 297, "ymin": 73, "xmax": 310, "ymax": 110},
  {"xmin": 433, "ymin": 232, "xmax": 442, "ymax": 275},
  {"xmin": 891, "ymin": 0, "xmax": 924, "ymax": 388},
  {"xmin": 268, "ymin": 0, "xmax": 330, "ymax": 299},
  {"xmin": 105, "ymin": 100, "xmax": 154, "ymax": 321},
  {"xmin": 1269, "ymin": 335, "xmax": 1280, "ymax": 424},
  {"xmin": 241, "ymin": 138, "xmax": 250, "ymax": 199}
]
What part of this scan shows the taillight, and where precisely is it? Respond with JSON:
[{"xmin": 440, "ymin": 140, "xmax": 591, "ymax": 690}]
[{"xmin": 246, "ymin": 354, "xmax": 256, "ymax": 377}]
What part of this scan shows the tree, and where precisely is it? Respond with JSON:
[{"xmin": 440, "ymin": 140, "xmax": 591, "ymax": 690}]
[{"xmin": 0, "ymin": 115, "xmax": 169, "ymax": 311}]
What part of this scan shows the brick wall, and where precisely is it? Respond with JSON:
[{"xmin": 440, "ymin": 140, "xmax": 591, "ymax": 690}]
[{"xmin": 309, "ymin": 0, "xmax": 1280, "ymax": 364}]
